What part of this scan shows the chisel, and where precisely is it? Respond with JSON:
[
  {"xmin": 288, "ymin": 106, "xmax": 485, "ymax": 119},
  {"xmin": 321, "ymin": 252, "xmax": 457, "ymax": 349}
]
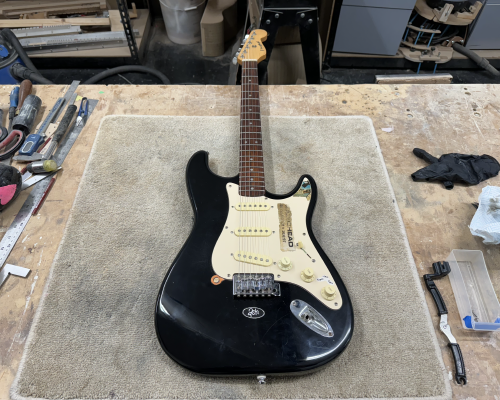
[
  {"xmin": 18, "ymin": 97, "xmax": 64, "ymax": 157},
  {"xmin": 42, "ymin": 104, "xmax": 77, "ymax": 160}
]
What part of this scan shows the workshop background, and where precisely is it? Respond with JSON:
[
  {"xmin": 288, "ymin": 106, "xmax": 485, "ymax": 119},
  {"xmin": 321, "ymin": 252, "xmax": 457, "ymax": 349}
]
[
  {"xmin": 1, "ymin": 0, "xmax": 500, "ymax": 85},
  {"xmin": 1, "ymin": 1, "xmax": 500, "ymax": 400}
]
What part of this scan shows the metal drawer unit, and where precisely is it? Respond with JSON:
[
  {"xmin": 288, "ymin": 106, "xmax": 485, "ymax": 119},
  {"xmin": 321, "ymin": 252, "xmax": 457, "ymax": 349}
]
[
  {"xmin": 466, "ymin": 0, "xmax": 500, "ymax": 50},
  {"xmin": 333, "ymin": 0, "xmax": 417, "ymax": 55}
]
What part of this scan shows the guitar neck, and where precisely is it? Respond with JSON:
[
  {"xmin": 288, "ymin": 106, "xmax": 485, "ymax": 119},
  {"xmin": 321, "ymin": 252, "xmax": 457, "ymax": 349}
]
[{"xmin": 239, "ymin": 60, "xmax": 264, "ymax": 197}]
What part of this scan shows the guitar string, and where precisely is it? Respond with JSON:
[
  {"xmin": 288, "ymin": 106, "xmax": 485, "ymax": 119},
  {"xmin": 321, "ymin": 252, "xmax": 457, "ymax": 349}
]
[{"xmin": 240, "ymin": 58, "xmax": 245, "ymax": 282}]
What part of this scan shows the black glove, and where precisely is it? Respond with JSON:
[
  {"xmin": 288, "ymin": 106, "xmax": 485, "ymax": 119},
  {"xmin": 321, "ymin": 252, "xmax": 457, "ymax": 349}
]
[
  {"xmin": 411, "ymin": 148, "xmax": 500, "ymax": 190},
  {"xmin": 0, "ymin": 164, "xmax": 22, "ymax": 211}
]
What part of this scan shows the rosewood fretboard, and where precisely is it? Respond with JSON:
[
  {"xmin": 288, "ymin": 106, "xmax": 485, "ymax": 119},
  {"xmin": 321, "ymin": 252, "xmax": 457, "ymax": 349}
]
[{"xmin": 239, "ymin": 60, "xmax": 264, "ymax": 197}]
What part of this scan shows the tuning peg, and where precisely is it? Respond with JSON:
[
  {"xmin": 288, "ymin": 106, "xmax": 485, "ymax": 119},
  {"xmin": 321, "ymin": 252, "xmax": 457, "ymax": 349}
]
[
  {"xmin": 232, "ymin": 57, "xmax": 238, "ymax": 65},
  {"xmin": 244, "ymin": 34, "xmax": 249, "ymax": 39}
]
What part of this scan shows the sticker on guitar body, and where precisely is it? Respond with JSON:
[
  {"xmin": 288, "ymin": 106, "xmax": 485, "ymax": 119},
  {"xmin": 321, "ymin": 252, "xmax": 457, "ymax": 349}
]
[{"xmin": 278, "ymin": 203, "xmax": 295, "ymax": 252}]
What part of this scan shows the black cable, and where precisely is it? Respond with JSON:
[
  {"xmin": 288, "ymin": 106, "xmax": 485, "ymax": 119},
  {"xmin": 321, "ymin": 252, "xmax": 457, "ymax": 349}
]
[
  {"xmin": 83, "ymin": 66, "xmax": 170, "ymax": 84},
  {"xmin": 452, "ymin": 43, "xmax": 500, "ymax": 77},
  {"xmin": 0, "ymin": 28, "xmax": 41, "ymax": 75},
  {"xmin": 10, "ymin": 63, "xmax": 54, "ymax": 84}
]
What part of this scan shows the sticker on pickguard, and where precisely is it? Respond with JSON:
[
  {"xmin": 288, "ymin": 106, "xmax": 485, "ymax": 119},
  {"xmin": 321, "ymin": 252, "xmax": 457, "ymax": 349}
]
[
  {"xmin": 317, "ymin": 275, "xmax": 335, "ymax": 285},
  {"xmin": 293, "ymin": 179, "xmax": 312, "ymax": 201},
  {"xmin": 278, "ymin": 203, "xmax": 295, "ymax": 252}
]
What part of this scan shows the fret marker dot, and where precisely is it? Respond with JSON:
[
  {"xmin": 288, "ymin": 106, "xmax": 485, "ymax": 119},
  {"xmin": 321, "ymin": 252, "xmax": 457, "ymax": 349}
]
[
  {"xmin": 250, "ymin": 168, "xmax": 253, "ymax": 171},
  {"xmin": 250, "ymin": 158, "xmax": 253, "ymax": 161},
  {"xmin": 250, "ymin": 109, "xmax": 252, "ymax": 111},
  {"xmin": 255, "ymin": 141, "xmax": 258, "ymax": 143},
  {"xmin": 250, "ymin": 122, "xmax": 252, "ymax": 124}
]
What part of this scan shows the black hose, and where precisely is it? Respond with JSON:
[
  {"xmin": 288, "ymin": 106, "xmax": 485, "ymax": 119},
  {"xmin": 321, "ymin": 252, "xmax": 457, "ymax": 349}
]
[
  {"xmin": 452, "ymin": 43, "xmax": 500, "ymax": 77},
  {"xmin": 0, "ymin": 28, "xmax": 41, "ymax": 75},
  {"xmin": 10, "ymin": 63, "xmax": 54, "ymax": 84},
  {"xmin": 83, "ymin": 66, "xmax": 171, "ymax": 84}
]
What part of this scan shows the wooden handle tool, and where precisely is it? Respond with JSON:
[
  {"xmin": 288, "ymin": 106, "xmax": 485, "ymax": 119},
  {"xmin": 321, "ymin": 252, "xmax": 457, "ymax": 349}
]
[{"xmin": 16, "ymin": 80, "xmax": 33, "ymax": 113}]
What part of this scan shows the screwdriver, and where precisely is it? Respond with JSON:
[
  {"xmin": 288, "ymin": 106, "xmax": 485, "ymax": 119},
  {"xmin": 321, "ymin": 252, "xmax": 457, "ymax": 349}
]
[{"xmin": 8, "ymin": 86, "xmax": 19, "ymax": 131}]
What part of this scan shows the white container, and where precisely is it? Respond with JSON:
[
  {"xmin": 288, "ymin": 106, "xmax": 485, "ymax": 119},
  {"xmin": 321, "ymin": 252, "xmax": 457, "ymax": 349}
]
[
  {"xmin": 447, "ymin": 249, "xmax": 500, "ymax": 331},
  {"xmin": 159, "ymin": 0, "xmax": 205, "ymax": 45}
]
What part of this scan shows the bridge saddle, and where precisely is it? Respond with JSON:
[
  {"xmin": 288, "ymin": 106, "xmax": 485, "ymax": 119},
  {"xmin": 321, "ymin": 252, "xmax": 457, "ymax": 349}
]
[{"xmin": 233, "ymin": 273, "xmax": 280, "ymax": 297}]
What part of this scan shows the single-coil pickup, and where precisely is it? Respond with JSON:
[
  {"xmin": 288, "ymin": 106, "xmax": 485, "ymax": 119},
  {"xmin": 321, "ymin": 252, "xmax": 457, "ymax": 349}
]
[
  {"xmin": 234, "ymin": 227, "xmax": 272, "ymax": 237},
  {"xmin": 235, "ymin": 203, "xmax": 269, "ymax": 211},
  {"xmin": 234, "ymin": 251, "xmax": 273, "ymax": 266}
]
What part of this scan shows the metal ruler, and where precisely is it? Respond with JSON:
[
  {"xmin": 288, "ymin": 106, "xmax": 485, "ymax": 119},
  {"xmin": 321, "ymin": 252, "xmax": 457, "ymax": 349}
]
[
  {"xmin": 55, "ymin": 80, "xmax": 80, "ymax": 120},
  {"xmin": 0, "ymin": 99, "xmax": 99, "ymax": 283},
  {"xmin": 20, "ymin": 31, "xmax": 139, "ymax": 55},
  {"xmin": 13, "ymin": 25, "xmax": 81, "ymax": 38}
]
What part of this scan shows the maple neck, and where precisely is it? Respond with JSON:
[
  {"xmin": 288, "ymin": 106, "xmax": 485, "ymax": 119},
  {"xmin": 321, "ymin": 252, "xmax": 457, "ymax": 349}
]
[{"xmin": 239, "ymin": 60, "xmax": 264, "ymax": 197}]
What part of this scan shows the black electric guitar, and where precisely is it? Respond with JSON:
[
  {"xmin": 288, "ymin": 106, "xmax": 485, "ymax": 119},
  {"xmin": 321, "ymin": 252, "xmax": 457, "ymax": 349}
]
[{"xmin": 155, "ymin": 30, "xmax": 353, "ymax": 380}]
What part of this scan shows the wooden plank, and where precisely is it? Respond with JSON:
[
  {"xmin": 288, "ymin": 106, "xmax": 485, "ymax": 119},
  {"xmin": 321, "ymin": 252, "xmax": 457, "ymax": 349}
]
[
  {"xmin": 0, "ymin": 0, "xmax": 107, "ymax": 18},
  {"xmin": 375, "ymin": 73, "xmax": 453, "ymax": 84},
  {"xmin": 28, "ymin": 9, "xmax": 149, "ymax": 58},
  {"xmin": 109, "ymin": 9, "xmax": 123, "ymax": 31},
  {"xmin": 0, "ymin": 17, "xmax": 111, "ymax": 28}
]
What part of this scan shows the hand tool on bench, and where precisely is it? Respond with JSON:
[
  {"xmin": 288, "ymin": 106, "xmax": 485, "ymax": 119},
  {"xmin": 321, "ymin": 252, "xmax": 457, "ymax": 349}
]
[
  {"xmin": 1, "ymin": 81, "xmax": 33, "ymax": 165},
  {"xmin": 14, "ymin": 80, "xmax": 32, "ymax": 117},
  {"xmin": 18, "ymin": 97, "xmax": 64, "ymax": 157},
  {"xmin": 424, "ymin": 261, "xmax": 467, "ymax": 385},
  {"xmin": 22, "ymin": 98, "xmax": 97, "ymax": 188},
  {"xmin": 14, "ymin": 80, "xmax": 80, "ymax": 163},
  {"xmin": 41, "ymin": 104, "xmax": 77, "ymax": 160},
  {"xmin": 8, "ymin": 86, "xmax": 19, "ymax": 131},
  {"xmin": 0, "ymin": 97, "xmax": 99, "ymax": 293},
  {"xmin": 0, "ymin": 94, "xmax": 41, "ymax": 163},
  {"xmin": 75, "ymin": 97, "xmax": 88, "ymax": 127},
  {"xmin": 1, "ymin": 95, "xmax": 41, "ymax": 157},
  {"xmin": 0, "ymin": 109, "xmax": 8, "ymax": 142}
]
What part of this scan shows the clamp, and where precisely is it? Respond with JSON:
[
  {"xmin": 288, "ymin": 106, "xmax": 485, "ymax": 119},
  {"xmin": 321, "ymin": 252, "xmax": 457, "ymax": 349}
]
[{"xmin": 424, "ymin": 261, "xmax": 467, "ymax": 385}]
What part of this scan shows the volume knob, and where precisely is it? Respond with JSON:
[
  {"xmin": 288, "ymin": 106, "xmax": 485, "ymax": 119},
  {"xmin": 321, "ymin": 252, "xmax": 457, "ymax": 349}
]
[
  {"xmin": 278, "ymin": 257, "xmax": 293, "ymax": 271},
  {"xmin": 300, "ymin": 268, "xmax": 315, "ymax": 282}
]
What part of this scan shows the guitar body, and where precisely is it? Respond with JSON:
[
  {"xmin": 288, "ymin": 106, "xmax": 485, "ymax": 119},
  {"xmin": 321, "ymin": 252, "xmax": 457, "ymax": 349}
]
[{"xmin": 155, "ymin": 151, "xmax": 354, "ymax": 375}]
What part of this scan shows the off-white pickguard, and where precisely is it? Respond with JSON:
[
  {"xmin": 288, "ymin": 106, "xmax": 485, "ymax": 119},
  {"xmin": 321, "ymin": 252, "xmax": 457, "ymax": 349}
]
[{"xmin": 211, "ymin": 180, "xmax": 342, "ymax": 310}]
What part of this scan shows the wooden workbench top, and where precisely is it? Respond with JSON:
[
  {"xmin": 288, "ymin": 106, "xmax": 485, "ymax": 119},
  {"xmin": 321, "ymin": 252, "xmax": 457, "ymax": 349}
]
[{"xmin": 1, "ymin": 84, "xmax": 499, "ymax": 399}]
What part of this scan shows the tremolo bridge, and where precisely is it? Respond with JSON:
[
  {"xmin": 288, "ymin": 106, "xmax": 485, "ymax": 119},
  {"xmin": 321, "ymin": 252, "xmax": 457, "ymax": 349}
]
[{"xmin": 233, "ymin": 273, "xmax": 281, "ymax": 297}]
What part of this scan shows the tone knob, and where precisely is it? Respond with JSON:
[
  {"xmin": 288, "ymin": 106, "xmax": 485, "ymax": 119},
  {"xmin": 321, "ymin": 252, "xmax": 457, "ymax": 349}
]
[
  {"xmin": 300, "ymin": 267, "xmax": 315, "ymax": 282},
  {"xmin": 321, "ymin": 285, "xmax": 337, "ymax": 300},
  {"xmin": 278, "ymin": 257, "xmax": 293, "ymax": 271}
]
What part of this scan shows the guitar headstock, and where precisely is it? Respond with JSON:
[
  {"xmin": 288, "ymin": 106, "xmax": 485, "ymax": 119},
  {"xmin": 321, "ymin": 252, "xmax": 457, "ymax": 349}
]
[{"xmin": 233, "ymin": 29, "xmax": 267, "ymax": 65}]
